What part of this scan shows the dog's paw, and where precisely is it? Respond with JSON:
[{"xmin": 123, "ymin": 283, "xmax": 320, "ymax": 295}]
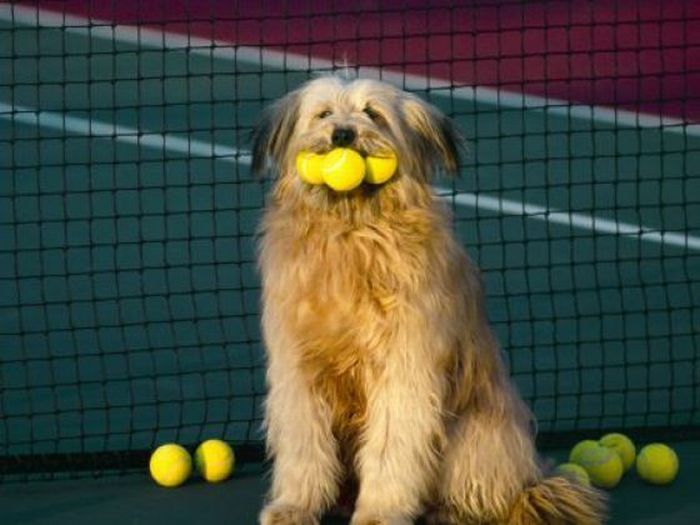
[
  {"xmin": 349, "ymin": 510, "xmax": 411, "ymax": 525},
  {"xmin": 259, "ymin": 502, "xmax": 318, "ymax": 525}
]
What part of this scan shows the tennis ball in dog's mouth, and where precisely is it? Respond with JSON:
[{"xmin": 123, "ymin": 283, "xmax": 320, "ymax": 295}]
[
  {"xmin": 296, "ymin": 151, "xmax": 325, "ymax": 185},
  {"xmin": 364, "ymin": 150, "xmax": 398, "ymax": 185},
  {"xmin": 321, "ymin": 148, "xmax": 366, "ymax": 191}
]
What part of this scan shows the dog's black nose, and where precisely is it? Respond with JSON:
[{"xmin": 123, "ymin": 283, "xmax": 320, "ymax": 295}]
[{"xmin": 331, "ymin": 127, "xmax": 356, "ymax": 147}]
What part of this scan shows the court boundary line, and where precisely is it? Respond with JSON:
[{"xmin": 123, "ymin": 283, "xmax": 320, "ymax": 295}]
[
  {"xmin": 3, "ymin": 102, "xmax": 699, "ymax": 251},
  {"xmin": 0, "ymin": 101, "xmax": 246, "ymax": 161},
  {"xmin": 3, "ymin": 3, "xmax": 699, "ymax": 136}
]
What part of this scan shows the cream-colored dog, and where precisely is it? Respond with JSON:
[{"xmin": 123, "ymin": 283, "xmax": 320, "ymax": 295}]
[{"xmin": 252, "ymin": 76, "xmax": 604, "ymax": 525}]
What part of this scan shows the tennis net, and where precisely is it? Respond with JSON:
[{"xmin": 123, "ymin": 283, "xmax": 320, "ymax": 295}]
[{"xmin": 1, "ymin": 0, "xmax": 699, "ymax": 479}]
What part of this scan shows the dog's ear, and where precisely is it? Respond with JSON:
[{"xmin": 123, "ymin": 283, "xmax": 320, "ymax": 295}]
[
  {"xmin": 402, "ymin": 95, "xmax": 463, "ymax": 176},
  {"xmin": 251, "ymin": 90, "xmax": 301, "ymax": 176}
]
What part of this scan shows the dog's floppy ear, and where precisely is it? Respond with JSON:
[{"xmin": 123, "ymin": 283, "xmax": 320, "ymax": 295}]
[
  {"xmin": 402, "ymin": 94, "xmax": 463, "ymax": 176},
  {"xmin": 251, "ymin": 90, "xmax": 301, "ymax": 175}
]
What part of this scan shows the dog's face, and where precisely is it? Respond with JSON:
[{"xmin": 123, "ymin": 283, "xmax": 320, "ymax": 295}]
[{"xmin": 252, "ymin": 76, "xmax": 461, "ymax": 196}]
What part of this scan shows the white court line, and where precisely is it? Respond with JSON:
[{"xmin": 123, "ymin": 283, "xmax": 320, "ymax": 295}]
[
  {"xmin": 0, "ymin": 102, "xmax": 248, "ymax": 161},
  {"xmin": 436, "ymin": 190, "xmax": 700, "ymax": 251},
  {"xmin": 3, "ymin": 3, "xmax": 700, "ymax": 136},
  {"xmin": 2, "ymin": 102, "xmax": 699, "ymax": 251}
]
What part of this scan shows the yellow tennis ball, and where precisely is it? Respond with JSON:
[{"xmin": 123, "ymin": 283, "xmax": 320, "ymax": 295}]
[
  {"xmin": 149, "ymin": 443, "xmax": 192, "ymax": 488},
  {"xmin": 574, "ymin": 444, "xmax": 624, "ymax": 489},
  {"xmin": 194, "ymin": 439, "xmax": 236, "ymax": 483},
  {"xmin": 569, "ymin": 439, "xmax": 600, "ymax": 464},
  {"xmin": 364, "ymin": 150, "xmax": 398, "ymax": 185},
  {"xmin": 599, "ymin": 433, "xmax": 636, "ymax": 472},
  {"xmin": 321, "ymin": 148, "xmax": 366, "ymax": 192},
  {"xmin": 555, "ymin": 463, "xmax": 591, "ymax": 487},
  {"xmin": 296, "ymin": 151, "xmax": 325, "ymax": 185},
  {"xmin": 636, "ymin": 443, "xmax": 678, "ymax": 485}
]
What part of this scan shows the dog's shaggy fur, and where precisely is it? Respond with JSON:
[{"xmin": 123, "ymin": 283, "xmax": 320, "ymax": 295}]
[{"xmin": 253, "ymin": 76, "xmax": 605, "ymax": 525}]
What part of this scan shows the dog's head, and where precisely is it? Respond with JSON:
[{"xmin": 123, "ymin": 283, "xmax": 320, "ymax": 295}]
[{"xmin": 252, "ymin": 76, "xmax": 462, "ymax": 197}]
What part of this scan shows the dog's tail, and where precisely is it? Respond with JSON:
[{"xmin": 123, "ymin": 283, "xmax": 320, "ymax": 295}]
[{"xmin": 508, "ymin": 475, "xmax": 607, "ymax": 525}]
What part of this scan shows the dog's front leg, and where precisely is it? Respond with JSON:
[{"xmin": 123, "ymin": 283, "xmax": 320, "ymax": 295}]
[
  {"xmin": 259, "ymin": 320, "xmax": 341, "ymax": 525},
  {"xmin": 350, "ymin": 333, "xmax": 445, "ymax": 525}
]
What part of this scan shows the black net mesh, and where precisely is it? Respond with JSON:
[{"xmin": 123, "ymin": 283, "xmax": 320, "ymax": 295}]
[{"xmin": 1, "ymin": 0, "xmax": 699, "ymax": 480}]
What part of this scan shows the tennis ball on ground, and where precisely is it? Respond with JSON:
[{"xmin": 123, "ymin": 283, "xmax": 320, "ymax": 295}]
[
  {"xmin": 296, "ymin": 151, "xmax": 325, "ymax": 185},
  {"xmin": 364, "ymin": 150, "xmax": 398, "ymax": 185},
  {"xmin": 194, "ymin": 439, "xmax": 236, "ymax": 483},
  {"xmin": 636, "ymin": 443, "xmax": 678, "ymax": 485},
  {"xmin": 569, "ymin": 439, "xmax": 600, "ymax": 464},
  {"xmin": 555, "ymin": 463, "xmax": 591, "ymax": 487},
  {"xmin": 574, "ymin": 444, "xmax": 624, "ymax": 489},
  {"xmin": 149, "ymin": 443, "xmax": 192, "ymax": 488},
  {"xmin": 321, "ymin": 148, "xmax": 366, "ymax": 192},
  {"xmin": 599, "ymin": 433, "xmax": 636, "ymax": 472}
]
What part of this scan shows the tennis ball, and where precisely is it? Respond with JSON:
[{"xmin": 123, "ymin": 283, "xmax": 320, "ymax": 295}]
[
  {"xmin": 569, "ymin": 439, "xmax": 600, "ymax": 465},
  {"xmin": 321, "ymin": 148, "xmax": 366, "ymax": 192},
  {"xmin": 364, "ymin": 150, "xmax": 398, "ymax": 185},
  {"xmin": 599, "ymin": 433, "xmax": 636, "ymax": 472},
  {"xmin": 149, "ymin": 443, "xmax": 192, "ymax": 488},
  {"xmin": 555, "ymin": 463, "xmax": 591, "ymax": 487},
  {"xmin": 296, "ymin": 151, "xmax": 325, "ymax": 185},
  {"xmin": 636, "ymin": 443, "xmax": 678, "ymax": 485},
  {"xmin": 194, "ymin": 439, "xmax": 236, "ymax": 483},
  {"xmin": 574, "ymin": 444, "xmax": 624, "ymax": 489}
]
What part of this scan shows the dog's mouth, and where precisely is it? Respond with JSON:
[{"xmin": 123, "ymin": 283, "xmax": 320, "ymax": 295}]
[
  {"xmin": 306, "ymin": 145, "xmax": 370, "ymax": 158},
  {"xmin": 302, "ymin": 137, "xmax": 396, "ymax": 160},
  {"xmin": 295, "ymin": 143, "xmax": 399, "ymax": 192}
]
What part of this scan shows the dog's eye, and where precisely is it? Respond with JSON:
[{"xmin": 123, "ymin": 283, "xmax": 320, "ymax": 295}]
[
  {"xmin": 317, "ymin": 110, "xmax": 332, "ymax": 119},
  {"xmin": 363, "ymin": 106, "xmax": 381, "ymax": 121}
]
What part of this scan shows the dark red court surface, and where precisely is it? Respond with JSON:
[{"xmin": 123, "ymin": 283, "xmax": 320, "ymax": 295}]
[{"xmin": 22, "ymin": 0, "xmax": 700, "ymax": 121}]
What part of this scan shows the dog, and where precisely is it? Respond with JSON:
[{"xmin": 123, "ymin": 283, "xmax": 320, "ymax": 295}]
[{"xmin": 252, "ymin": 76, "xmax": 605, "ymax": 525}]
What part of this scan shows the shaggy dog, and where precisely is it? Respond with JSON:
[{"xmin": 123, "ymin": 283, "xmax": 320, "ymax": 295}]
[{"xmin": 252, "ymin": 76, "xmax": 605, "ymax": 525}]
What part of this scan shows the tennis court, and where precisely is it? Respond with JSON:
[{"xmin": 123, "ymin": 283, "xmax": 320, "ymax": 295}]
[{"xmin": 1, "ymin": 1, "xmax": 699, "ymax": 523}]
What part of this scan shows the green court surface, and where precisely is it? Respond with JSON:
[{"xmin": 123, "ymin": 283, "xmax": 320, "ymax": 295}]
[
  {"xmin": 1, "ymin": 442, "xmax": 698, "ymax": 524},
  {"xmin": 3, "ymin": 15, "xmax": 699, "ymax": 449},
  {"xmin": 2, "ymin": 8, "xmax": 700, "ymax": 525}
]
